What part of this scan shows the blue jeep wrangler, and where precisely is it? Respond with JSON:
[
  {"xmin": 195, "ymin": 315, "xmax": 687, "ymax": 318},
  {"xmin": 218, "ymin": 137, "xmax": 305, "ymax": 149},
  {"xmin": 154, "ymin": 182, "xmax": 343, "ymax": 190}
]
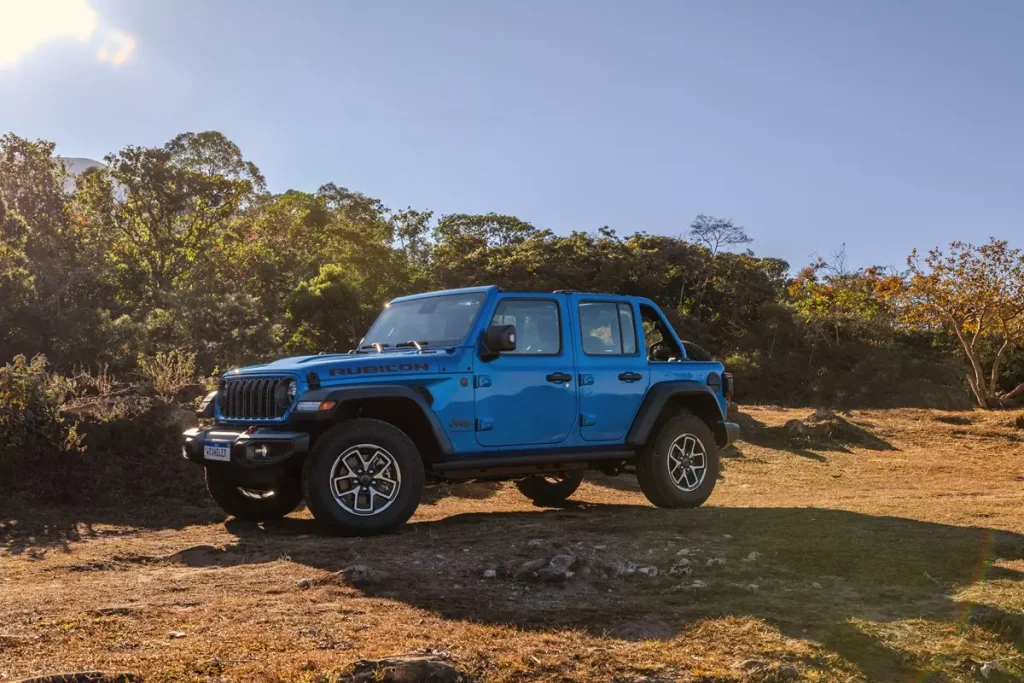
[{"xmin": 183, "ymin": 286, "xmax": 738, "ymax": 535}]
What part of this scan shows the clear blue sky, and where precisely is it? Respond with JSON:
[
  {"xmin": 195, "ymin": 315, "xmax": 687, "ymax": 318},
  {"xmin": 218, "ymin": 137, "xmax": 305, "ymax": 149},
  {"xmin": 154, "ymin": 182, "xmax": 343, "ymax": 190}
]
[{"xmin": 1, "ymin": 0, "xmax": 1021, "ymax": 271}]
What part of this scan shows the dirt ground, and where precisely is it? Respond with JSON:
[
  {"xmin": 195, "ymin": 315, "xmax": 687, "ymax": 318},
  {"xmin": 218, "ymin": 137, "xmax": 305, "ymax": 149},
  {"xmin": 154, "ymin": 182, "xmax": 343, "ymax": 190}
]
[{"xmin": 2, "ymin": 406, "xmax": 1024, "ymax": 682}]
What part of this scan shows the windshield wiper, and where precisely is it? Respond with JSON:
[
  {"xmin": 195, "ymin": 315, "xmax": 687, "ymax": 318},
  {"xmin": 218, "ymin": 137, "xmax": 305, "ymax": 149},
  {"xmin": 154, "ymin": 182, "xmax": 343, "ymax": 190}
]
[
  {"xmin": 358, "ymin": 343, "xmax": 390, "ymax": 354},
  {"xmin": 394, "ymin": 340, "xmax": 429, "ymax": 351}
]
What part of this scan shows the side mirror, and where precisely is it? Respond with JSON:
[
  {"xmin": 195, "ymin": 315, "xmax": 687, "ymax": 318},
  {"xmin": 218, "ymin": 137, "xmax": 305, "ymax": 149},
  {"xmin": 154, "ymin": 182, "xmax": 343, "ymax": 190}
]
[{"xmin": 482, "ymin": 324, "xmax": 516, "ymax": 359}]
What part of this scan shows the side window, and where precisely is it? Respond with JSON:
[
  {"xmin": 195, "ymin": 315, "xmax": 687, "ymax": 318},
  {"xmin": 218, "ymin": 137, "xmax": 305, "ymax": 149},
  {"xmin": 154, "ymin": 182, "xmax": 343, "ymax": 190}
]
[
  {"xmin": 618, "ymin": 303, "xmax": 637, "ymax": 355},
  {"xmin": 640, "ymin": 304, "xmax": 683, "ymax": 361},
  {"xmin": 579, "ymin": 302, "xmax": 638, "ymax": 356},
  {"xmin": 490, "ymin": 299, "xmax": 561, "ymax": 354}
]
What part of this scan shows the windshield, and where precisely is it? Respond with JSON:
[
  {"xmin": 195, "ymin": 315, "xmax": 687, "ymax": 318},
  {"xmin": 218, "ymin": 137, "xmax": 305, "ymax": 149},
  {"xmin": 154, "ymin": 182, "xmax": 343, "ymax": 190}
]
[{"xmin": 361, "ymin": 292, "xmax": 487, "ymax": 349}]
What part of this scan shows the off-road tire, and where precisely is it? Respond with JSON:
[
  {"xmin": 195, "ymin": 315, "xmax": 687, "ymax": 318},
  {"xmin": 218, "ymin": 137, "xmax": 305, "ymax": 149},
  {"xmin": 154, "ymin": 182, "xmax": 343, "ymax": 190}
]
[
  {"xmin": 682, "ymin": 341, "xmax": 714, "ymax": 361},
  {"xmin": 302, "ymin": 418, "xmax": 425, "ymax": 535},
  {"xmin": 516, "ymin": 471, "xmax": 584, "ymax": 505},
  {"xmin": 637, "ymin": 412, "xmax": 719, "ymax": 508},
  {"xmin": 205, "ymin": 467, "xmax": 304, "ymax": 521}
]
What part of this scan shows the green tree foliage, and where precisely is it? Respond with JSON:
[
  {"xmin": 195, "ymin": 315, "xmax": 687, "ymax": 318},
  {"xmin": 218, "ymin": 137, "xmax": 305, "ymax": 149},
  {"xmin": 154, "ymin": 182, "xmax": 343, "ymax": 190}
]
[{"xmin": 0, "ymin": 129, "xmax": 1016, "ymax": 408}]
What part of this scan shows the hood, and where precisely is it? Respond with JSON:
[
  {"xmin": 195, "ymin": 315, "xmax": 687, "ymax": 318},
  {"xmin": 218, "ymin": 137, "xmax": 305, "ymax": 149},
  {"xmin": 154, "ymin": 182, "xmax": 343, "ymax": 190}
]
[{"xmin": 229, "ymin": 350, "xmax": 448, "ymax": 380}]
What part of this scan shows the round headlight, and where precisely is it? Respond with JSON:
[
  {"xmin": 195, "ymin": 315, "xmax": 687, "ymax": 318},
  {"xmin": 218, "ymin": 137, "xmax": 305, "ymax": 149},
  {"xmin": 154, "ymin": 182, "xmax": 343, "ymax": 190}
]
[{"xmin": 275, "ymin": 379, "xmax": 296, "ymax": 408}]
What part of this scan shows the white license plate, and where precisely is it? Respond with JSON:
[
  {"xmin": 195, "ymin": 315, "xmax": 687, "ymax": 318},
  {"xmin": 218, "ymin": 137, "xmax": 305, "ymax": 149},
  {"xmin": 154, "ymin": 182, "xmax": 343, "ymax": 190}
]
[{"xmin": 204, "ymin": 443, "xmax": 231, "ymax": 462}]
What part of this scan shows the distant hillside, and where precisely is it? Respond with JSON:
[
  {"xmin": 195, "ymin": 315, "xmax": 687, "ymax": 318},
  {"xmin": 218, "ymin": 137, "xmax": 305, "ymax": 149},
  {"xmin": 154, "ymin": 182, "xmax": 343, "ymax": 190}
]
[
  {"xmin": 61, "ymin": 157, "xmax": 105, "ymax": 175},
  {"xmin": 58, "ymin": 157, "xmax": 105, "ymax": 193}
]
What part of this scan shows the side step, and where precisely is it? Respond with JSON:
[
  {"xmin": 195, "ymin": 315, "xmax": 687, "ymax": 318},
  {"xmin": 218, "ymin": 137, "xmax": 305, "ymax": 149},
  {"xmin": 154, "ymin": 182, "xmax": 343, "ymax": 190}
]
[{"xmin": 430, "ymin": 449, "xmax": 636, "ymax": 480}]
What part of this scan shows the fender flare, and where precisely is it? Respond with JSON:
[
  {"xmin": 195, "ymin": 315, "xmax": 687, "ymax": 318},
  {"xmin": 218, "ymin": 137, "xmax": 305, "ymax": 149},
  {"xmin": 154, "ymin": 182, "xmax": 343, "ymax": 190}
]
[
  {"xmin": 295, "ymin": 384, "xmax": 454, "ymax": 455},
  {"xmin": 626, "ymin": 380, "xmax": 726, "ymax": 447}
]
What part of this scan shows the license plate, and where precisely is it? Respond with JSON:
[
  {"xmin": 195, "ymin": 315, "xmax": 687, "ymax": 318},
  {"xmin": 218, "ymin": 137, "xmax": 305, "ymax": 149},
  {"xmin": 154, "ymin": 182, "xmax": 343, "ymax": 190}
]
[{"xmin": 204, "ymin": 443, "xmax": 231, "ymax": 462}]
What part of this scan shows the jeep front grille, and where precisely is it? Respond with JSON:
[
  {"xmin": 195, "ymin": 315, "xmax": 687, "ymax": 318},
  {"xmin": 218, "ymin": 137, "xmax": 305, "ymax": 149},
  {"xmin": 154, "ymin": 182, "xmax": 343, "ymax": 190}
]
[{"xmin": 219, "ymin": 377, "xmax": 291, "ymax": 420}]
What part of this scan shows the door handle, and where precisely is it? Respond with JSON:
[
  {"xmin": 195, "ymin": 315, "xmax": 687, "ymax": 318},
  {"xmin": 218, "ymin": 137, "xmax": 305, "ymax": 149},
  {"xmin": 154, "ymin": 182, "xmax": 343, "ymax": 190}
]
[
  {"xmin": 546, "ymin": 372, "xmax": 573, "ymax": 383},
  {"xmin": 618, "ymin": 372, "xmax": 643, "ymax": 382}
]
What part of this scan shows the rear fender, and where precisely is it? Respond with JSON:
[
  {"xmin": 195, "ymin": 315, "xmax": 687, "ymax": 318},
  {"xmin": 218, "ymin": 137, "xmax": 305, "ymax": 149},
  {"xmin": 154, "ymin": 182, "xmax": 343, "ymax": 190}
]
[{"xmin": 626, "ymin": 380, "xmax": 726, "ymax": 447}]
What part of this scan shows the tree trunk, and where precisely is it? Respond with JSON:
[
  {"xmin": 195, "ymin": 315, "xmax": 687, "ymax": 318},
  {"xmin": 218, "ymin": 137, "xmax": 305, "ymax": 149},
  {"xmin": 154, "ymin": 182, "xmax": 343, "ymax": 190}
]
[
  {"xmin": 952, "ymin": 325, "xmax": 990, "ymax": 408},
  {"xmin": 988, "ymin": 340, "xmax": 1010, "ymax": 397}
]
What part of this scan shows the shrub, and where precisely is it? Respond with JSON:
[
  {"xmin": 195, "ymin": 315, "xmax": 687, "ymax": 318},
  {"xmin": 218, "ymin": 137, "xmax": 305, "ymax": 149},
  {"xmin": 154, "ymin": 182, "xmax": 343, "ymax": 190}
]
[
  {"xmin": 0, "ymin": 355, "xmax": 82, "ymax": 489},
  {"xmin": 137, "ymin": 349, "xmax": 197, "ymax": 399}
]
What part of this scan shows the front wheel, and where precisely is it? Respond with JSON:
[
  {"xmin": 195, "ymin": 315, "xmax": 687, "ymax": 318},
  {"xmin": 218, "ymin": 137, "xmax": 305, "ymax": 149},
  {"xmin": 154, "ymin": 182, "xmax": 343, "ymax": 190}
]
[
  {"xmin": 516, "ymin": 471, "xmax": 584, "ymax": 505},
  {"xmin": 302, "ymin": 418, "xmax": 425, "ymax": 535},
  {"xmin": 637, "ymin": 413, "xmax": 719, "ymax": 508},
  {"xmin": 205, "ymin": 468, "xmax": 304, "ymax": 521}
]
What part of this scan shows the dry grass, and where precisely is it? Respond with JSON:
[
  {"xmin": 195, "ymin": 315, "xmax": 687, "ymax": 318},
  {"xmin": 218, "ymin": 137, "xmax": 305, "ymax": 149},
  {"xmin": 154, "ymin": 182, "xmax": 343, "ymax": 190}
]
[{"xmin": 2, "ymin": 406, "xmax": 1024, "ymax": 682}]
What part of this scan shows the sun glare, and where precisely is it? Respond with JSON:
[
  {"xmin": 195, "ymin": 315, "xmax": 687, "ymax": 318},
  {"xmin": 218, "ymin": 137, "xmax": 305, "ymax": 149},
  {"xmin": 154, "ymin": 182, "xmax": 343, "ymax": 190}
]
[{"xmin": 0, "ymin": 0, "xmax": 134, "ymax": 68}]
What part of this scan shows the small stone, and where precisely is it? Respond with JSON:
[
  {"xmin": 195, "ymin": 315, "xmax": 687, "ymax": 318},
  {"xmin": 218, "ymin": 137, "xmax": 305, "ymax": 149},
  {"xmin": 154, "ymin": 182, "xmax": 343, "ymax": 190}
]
[
  {"xmin": 775, "ymin": 664, "xmax": 799, "ymax": 680},
  {"xmin": 980, "ymin": 661, "xmax": 1007, "ymax": 679},
  {"xmin": 673, "ymin": 579, "xmax": 707, "ymax": 592},
  {"xmin": 168, "ymin": 631, "xmax": 186, "ymax": 639},
  {"xmin": 483, "ymin": 569, "xmax": 497, "ymax": 579},
  {"xmin": 592, "ymin": 544, "xmax": 607, "ymax": 550},
  {"xmin": 515, "ymin": 558, "xmax": 549, "ymax": 579},
  {"xmin": 527, "ymin": 538, "xmax": 547, "ymax": 548},
  {"xmin": 462, "ymin": 548, "xmax": 471, "ymax": 553},
  {"xmin": 811, "ymin": 582, "xmax": 822, "ymax": 589},
  {"xmin": 741, "ymin": 659, "xmax": 767, "ymax": 671},
  {"xmin": 605, "ymin": 559, "xmax": 637, "ymax": 576},
  {"xmin": 637, "ymin": 565, "xmax": 658, "ymax": 577},
  {"xmin": 706, "ymin": 557, "xmax": 726, "ymax": 567},
  {"xmin": 668, "ymin": 559, "xmax": 692, "ymax": 578},
  {"xmin": 337, "ymin": 564, "xmax": 388, "ymax": 587},
  {"xmin": 722, "ymin": 534, "xmax": 733, "ymax": 540},
  {"xmin": 316, "ymin": 639, "xmax": 353, "ymax": 650},
  {"xmin": 676, "ymin": 547, "xmax": 698, "ymax": 556},
  {"xmin": 535, "ymin": 554, "xmax": 577, "ymax": 583},
  {"xmin": 746, "ymin": 583, "xmax": 759, "ymax": 593},
  {"xmin": 297, "ymin": 578, "xmax": 312, "ymax": 589},
  {"xmin": 744, "ymin": 552, "xmax": 762, "ymax": 562}
]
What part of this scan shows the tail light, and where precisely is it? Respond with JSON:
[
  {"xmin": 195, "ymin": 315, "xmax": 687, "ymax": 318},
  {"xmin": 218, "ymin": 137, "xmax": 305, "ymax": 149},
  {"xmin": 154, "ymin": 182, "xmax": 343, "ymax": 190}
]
[{"xmin": 723, "ymin": 372, "xmax": 735, "ymax": 399}]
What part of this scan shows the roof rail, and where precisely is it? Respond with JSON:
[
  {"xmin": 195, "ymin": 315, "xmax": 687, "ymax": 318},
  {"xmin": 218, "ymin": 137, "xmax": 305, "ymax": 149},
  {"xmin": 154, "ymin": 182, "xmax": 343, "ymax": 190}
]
[{"xmin": 552, "ymin": 289, "xmax": 581, "ymax": 294}]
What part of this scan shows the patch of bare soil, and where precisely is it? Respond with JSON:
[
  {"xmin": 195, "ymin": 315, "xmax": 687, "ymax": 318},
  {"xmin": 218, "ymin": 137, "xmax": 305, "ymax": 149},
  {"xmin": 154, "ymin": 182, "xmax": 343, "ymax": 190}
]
[{"xmin": 2, "ymin": 407, "xmax": 1024, "ymax": 682}]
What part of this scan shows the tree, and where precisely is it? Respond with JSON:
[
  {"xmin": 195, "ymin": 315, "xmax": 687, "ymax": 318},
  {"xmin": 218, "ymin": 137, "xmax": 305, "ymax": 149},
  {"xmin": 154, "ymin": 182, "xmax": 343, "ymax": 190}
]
[
  {"xmin": 900, "ymin": 239, "xmax": 1024, "ymax": 407},
  {"xmin": 688, "ymin": 214, "xmax": 752, "ymax": 257},
  {"xmin": 78, "ymin": 133, "xmax": 262, "ymax": 305},
  {"xmin": 685, "ymin": 214, "xmax": 754, "ymax": 316}
]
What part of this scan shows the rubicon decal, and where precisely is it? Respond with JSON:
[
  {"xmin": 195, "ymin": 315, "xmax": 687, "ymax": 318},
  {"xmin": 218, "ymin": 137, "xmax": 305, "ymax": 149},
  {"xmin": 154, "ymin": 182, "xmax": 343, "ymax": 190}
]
[{"xmin": 328, "ymin": 362, "xmax": 431, "ymax": 377}]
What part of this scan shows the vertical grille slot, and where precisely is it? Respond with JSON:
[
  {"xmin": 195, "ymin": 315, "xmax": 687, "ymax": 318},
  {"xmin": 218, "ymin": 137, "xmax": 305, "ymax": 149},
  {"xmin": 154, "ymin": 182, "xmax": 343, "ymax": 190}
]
[{"xmin": 219, "ymin": 376, "xmax": 290, "ymax": 421}]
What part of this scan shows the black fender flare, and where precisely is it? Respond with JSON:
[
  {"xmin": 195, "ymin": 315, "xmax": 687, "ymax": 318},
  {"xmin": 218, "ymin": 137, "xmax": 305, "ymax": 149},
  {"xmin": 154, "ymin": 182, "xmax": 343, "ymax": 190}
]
[
  {"xmin": 296, "ymin": 384, "xmax": 454, "ymax": 455},
  {"xmin": 626, "ymin": 380, "xmax": 726, "ymax": 447}
]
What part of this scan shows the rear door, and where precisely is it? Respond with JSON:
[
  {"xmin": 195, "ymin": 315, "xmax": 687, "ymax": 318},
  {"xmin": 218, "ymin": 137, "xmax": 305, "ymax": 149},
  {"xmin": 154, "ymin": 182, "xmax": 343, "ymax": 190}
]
[
  {"xmin": 571, "ymin": 295, "xmax": 649, "ymax": 442},
  {"xmin": 473, "ymin": 294, "xmax": 578, "ymax": 447}
]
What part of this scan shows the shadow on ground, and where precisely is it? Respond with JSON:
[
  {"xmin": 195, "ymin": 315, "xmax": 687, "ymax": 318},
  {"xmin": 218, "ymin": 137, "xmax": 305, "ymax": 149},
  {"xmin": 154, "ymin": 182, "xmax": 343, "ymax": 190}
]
[{"xmin": 219, "ymin": 505, "xmax": 1024, "ymax": 681}]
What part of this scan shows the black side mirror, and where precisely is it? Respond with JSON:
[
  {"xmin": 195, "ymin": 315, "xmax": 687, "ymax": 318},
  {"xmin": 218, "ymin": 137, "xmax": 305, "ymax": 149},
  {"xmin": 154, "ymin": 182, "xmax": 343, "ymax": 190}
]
[{"xmin": 482, "ymin": 324, "xmax": 516, "ymax": 359}]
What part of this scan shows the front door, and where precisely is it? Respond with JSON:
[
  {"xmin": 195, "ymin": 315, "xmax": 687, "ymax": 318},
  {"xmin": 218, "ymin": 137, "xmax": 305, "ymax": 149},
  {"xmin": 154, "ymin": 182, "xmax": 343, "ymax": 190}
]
[
  {"xmin": 474, "ymin": 295, "xmax": 578, "ymax": 447},
  {"xmin": 571, "ymin": 296, "xmax": 649, "ymax": 441}
]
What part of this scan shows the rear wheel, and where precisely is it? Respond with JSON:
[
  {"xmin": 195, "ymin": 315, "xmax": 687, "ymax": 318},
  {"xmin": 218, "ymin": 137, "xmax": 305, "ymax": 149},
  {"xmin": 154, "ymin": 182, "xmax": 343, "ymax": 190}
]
[
  {"xmin": 205, "ymin": 468, "xmax": 303, "ymax": 521},
  {"xmin": 637, "ymin": 413, "xmax": 719, "ymax": 508},
  {"xmin": 303, "ymin": 418, "xmax": 425, "ymax": 535},
  {"xmin": 516, "ymin": 471, "xmax": 584, "ymax": 505}
]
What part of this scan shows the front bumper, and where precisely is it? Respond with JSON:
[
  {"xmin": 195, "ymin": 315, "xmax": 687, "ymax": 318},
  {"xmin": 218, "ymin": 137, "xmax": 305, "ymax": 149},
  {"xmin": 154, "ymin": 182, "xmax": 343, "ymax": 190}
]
[
  {"xmin": 715, "ymin": 421, "xmax": 740, "ymax": 448},
  {"xmin": 182, "ymin": 427, "xmax": 310, "ymax": 467}
]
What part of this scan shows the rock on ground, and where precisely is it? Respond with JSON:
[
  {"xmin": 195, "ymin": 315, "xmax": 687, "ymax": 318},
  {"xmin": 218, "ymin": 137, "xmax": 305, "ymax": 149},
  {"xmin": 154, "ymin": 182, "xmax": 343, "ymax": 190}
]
[
  {"xmin": 338, "ymin": 564, "xmax": 389, "ymax": 587},
  {"xmin": 340, "ymin": 653, "xmax": 465, "ymax": 683}
]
